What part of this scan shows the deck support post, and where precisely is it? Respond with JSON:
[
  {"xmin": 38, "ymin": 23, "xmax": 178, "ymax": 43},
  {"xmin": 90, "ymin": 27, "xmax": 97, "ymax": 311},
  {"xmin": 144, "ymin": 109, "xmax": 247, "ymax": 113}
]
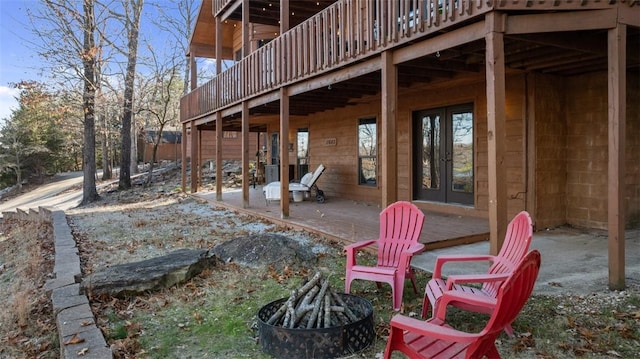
[
  {"xmin": 190, "ymin": 120, "xmax": 199, "ymax": 193},
  {"xmin": 607, "ymin": 24, "xmax": 626, "ymax": 290},
  {"xmin": 242, "ymin": 102, "xmax": 250, "ymax": 208},
  {"xmin": 215, "ymin": 16, "xmax": 223, "ymax": 201},
  {"xmin": 381, "ymin": 50, "xmax": 398, "ymax": 207},
  {"xmin": 181, "ymin": 122, "xmax": 187, "ymax": 192},
  {"xmin": 485, "ymin": 13, "xmax": 507, "ymax": 255},
  {"xmin": 280, "ymin": 87, "xmax": 290, "ymax": 219}
]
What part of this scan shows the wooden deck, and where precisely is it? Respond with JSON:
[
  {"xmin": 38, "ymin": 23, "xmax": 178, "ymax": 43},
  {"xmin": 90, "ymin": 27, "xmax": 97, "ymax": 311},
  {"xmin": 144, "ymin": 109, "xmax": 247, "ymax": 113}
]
[{"xmin": 194, "ymin": 186, "xmax": 489, "ymax": 250}]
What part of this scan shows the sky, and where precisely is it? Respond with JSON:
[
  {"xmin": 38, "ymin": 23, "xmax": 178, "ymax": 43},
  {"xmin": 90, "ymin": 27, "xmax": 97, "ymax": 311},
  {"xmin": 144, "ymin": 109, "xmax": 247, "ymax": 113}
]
[
  {"xmin": 0, "ymin": 0, "xmax": 41, "ymax": 121},
  {"xmin": 0, "ymin": 0, "xmax": 213, "ymax": 123}
]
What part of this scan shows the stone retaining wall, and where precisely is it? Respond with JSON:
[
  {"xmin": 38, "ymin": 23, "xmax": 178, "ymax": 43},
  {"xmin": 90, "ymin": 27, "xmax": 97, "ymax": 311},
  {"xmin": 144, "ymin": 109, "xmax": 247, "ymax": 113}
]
[{"xmin": 3, "ymin": 207, "xmax": 112, "ymax": 359}]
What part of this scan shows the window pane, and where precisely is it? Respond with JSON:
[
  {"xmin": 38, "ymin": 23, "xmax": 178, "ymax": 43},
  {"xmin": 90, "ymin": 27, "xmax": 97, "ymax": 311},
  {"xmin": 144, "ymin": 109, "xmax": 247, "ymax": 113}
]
[
  {"xmin": 359, "ymin": 157, "xmax": 377, "ymax": 185},
  {"xmin": 358, "ymin": 118, "xmax": 377, "ymax": 185},
  {"xmin": 421, "ymin": 114, "xmax": 440, "ymax": 189},
  {"xmin": 358, "ymin": 121, "xmax": 376, "ymax": 157},
  {"xmin": 451, "ymin": 111, "xmax": 473, "ymax": 193}
]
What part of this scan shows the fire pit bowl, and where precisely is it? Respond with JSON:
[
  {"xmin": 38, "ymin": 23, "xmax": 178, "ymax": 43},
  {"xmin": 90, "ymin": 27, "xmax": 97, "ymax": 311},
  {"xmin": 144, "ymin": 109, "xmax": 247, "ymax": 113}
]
[{"xmin": 257, "ymin": 293, "xmax": 375, "ymax": 359}]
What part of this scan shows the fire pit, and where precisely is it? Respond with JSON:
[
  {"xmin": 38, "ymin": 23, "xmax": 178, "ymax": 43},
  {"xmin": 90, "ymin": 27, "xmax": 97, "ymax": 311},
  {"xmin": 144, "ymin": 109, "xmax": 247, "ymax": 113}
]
[{"xmin": 257, "ymin": 272, "xmax": 375, "ymax": 359}]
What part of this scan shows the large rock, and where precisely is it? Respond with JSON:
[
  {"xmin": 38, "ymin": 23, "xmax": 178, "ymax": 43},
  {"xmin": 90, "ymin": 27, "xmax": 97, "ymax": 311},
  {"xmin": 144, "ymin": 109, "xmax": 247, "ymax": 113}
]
[
  {"xmin": 81, "ymin": 249, "xmax": 220, "ymax": 298},
  {"xmin": 212, "ymin": 233, "xmax": 317, "ymax": 268}
]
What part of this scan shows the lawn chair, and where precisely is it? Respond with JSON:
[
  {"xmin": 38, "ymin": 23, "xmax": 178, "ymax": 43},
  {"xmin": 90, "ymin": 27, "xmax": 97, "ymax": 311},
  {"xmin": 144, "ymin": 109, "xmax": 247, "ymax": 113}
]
[
  {"xmin": 422, "ymin": 211, "xmax": 533, "ymax": 337},
  {"xmin": 263, "ymin": 164, "xmax": 326, "ymax": 204},
  {"xmin": 344, "ymin": 201, "xmax": 425, "ymax": 311},
  {"xmin": 384, "ymin": 250, "xmax": 541, "ymax": 359}
]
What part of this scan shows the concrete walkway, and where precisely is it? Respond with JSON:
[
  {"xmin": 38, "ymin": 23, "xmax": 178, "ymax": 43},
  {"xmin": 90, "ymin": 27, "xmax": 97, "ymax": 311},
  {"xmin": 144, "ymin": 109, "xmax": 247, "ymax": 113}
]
[{"xmin": 411, "ymin": 226, "xmax": 640, "ymax": 295}]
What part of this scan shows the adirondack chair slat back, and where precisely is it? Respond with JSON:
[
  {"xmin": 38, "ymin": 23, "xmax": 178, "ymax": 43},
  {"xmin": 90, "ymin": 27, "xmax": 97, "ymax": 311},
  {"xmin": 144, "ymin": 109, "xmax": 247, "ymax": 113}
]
[
  {"xmin": 482, "ymin": 211, "xmax": 533, "ymax": 296},
  {"xmin": 378, "ymin": 201, "xmax": 425, "ymax": 268},
  {"xmin": 467, "ymin": 250, "xmax": 541, "ymax": 358}
]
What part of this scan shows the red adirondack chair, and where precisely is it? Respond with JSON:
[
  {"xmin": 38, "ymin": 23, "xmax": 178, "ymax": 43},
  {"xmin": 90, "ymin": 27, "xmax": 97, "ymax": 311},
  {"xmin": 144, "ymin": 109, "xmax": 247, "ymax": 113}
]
[
  {"xmin": 384, "ymin": 250, "xmax": 541, "ymax": 359},
  {"xmin": 422, "ymin": 211, "xmax": 533, "ymax": 337},
  {"xmin": 344, "ymin": 201, "xmax": 425, "ymax": 310}
]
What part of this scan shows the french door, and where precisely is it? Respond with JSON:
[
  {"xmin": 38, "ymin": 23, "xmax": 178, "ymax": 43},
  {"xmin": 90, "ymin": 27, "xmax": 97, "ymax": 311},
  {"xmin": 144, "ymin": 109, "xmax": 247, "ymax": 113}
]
[{"xmin": 413, "ymin": 104, "xmax": 474, "ymax": 205}]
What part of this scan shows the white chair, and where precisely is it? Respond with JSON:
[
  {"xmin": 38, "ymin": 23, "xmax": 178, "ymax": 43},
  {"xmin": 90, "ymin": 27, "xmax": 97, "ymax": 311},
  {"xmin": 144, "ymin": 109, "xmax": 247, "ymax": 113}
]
[{"xmin": 263, "ymin": 164, "xmax": 325, "ymax": 204}]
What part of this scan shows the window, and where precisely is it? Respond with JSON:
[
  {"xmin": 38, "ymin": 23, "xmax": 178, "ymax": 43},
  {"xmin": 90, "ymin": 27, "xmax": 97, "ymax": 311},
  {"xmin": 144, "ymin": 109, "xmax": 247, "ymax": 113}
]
[
  {"xmin": 358, "ymin": 117, "xmax": 377, "ymax": 186},
  {"xmin": 223, "ymin": 131, "xmax": 238, "ymax": 139}
]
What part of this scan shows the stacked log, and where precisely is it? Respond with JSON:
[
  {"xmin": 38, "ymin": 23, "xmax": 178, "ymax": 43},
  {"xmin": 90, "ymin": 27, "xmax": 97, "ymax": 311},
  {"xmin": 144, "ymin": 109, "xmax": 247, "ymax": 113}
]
[{"xmin": 266, "ymin": 272, "xmax": 358, "ymax": 329}]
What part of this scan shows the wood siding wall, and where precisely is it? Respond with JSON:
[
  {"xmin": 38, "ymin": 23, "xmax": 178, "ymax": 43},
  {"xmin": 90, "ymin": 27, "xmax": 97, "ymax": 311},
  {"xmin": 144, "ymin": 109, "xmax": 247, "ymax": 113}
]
[
  {"xmin": 185, "ymin": 130, "xmax": 260, "ymax": 163},
  {"xmin": 259, "ymin": 72, "xmax": 530, "ymax": 218}
]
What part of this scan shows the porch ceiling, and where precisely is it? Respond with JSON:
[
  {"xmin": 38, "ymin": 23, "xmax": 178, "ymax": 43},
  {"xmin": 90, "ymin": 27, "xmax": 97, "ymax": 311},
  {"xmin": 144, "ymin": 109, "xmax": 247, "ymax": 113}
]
[{"xmin": 222, "ymin": 0, "xmax": 338, "ymax": 28}]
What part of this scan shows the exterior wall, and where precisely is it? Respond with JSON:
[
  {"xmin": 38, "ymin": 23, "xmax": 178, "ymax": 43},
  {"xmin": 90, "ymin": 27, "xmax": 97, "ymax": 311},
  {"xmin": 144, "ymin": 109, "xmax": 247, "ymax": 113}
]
[
  {"xmin": 562, "ymin": 70, "xmax": 639, "ymax": 229},
  {"xmin": 627, "ymin": 72, "xmax": 640, "ymax": 227},
  {"xmin": 534, "ymin": 73, "xmax": 567, "ymax": 230},
  {"xmin": 185, "ymin": 130, "xmax": 261, "ymax": 164},
  {"xmin": 260, "ymin": 73, "xmax": 529, "ymax": 218},
  {"xmin": 141, "ymin": 143, "xmax": 181, "ymax": 163}
]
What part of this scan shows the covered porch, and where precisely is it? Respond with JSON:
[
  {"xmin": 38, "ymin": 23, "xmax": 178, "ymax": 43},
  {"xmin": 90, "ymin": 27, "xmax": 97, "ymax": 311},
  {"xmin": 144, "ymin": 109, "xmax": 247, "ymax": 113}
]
[{"xmin": 194, "ymin": 186, "xmax": 489, "ymax": 250}]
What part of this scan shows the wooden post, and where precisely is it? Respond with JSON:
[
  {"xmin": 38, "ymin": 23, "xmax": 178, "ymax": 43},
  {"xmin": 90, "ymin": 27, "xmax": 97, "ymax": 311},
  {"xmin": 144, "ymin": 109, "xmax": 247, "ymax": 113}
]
[
  {"xmin": 181, "ymin": 122, "xmax": 187, "ymax": 192},
  {"xmin": 189, "ymin": 51, "xmax": 197, "ymax": 91},
  {"xmin": 242, "ymin": 101, "xmax": 250, "ymax": 208},
  {"xmin": 215, "ymin": 112, "xmax": 223, "ymax": 201},
  {"xmin": 381, "ymin": 50, "xmax": 397, "ymax": 207},
  {"xmin": 280, "ymin": 87, "xmax": 290, "ymax": 218},
  {"xmin": 607, "ymin": 24, "xmax": 626, "ymax": 290},
  {"xmin": 242, "ymin": 0, "xmax": 250, "ymax": 58},
  {"xmin": 215, "ymin": 16, "xmax": 223, "ymax": 201},
  {"xmin": 190, "ymin": 121, "xmax": 199, "ymax": 193},
  {"xmin": 485, "ymin": 13, "xmax": 507, "ymax": 255}
]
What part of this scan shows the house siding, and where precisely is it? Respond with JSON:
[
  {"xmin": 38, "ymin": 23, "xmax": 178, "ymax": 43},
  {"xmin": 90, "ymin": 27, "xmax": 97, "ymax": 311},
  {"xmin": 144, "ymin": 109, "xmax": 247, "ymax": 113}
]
[{"xmin": 562, "ymin": 71, "xmax": 639, "ymax": 230}]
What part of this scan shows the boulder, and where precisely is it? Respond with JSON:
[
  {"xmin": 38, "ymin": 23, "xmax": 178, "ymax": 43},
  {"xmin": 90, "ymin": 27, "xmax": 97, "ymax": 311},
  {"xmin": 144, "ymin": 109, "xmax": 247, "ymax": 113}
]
[{"xmin": 81, "ymin": 249, "xmax": 221, "ymax": 298}]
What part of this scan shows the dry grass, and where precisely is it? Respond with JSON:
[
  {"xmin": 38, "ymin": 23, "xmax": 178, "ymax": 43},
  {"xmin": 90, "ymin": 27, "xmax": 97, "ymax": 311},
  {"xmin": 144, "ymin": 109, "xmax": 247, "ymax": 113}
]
[{"xmin": 0, "ymin": 218, "xmax": 58, "ymax": 358}]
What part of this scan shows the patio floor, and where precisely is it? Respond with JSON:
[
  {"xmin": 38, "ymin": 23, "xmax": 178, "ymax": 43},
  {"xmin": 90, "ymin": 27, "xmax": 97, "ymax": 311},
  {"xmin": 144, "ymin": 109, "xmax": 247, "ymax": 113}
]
[{"xmin": 194, "ymin": 186, "xmax": 490, "ymax": 250}]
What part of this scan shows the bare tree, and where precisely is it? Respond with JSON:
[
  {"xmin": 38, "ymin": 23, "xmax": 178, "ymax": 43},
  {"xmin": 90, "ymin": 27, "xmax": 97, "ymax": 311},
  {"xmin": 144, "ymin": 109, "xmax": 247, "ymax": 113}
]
[
  {"xmin": 113, "ymin": 0, "xmax": 144, "ymax": 190},
  {"xmin": 80, "ymin": 0, "xmax": 100, "ymax": 203},
  {"xmin": 138, "ymin": 49, "xmax": 182, "ymax": 185},
  {"xmin": 33, "ymin": 0, "xmax": 100, "ymax": 203},
  {"xmin": 149, "ymin": 0, "xmax": 196, "ymax": 94}
]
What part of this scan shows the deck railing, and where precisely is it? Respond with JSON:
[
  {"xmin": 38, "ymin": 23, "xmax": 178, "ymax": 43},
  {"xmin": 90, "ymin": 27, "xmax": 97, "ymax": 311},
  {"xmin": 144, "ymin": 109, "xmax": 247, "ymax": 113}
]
[
  {"xmin": 213, "ymin": 0, "xmax": 234, "ymax": 17},
  {"xmin": 182, "ymin": 0, "xmax": 629, "ymax": 122}
]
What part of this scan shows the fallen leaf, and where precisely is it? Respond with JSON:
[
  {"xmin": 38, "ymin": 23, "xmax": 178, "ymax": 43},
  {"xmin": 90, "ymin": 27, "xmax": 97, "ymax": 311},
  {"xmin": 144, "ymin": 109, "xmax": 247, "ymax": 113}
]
[
  {"xmin": 77, "ymin": 347, "xmax": 89, "ymax": 356},
  {"xmin": 63, "ymin": 333, "xmax": 85, "ymax": 345}
]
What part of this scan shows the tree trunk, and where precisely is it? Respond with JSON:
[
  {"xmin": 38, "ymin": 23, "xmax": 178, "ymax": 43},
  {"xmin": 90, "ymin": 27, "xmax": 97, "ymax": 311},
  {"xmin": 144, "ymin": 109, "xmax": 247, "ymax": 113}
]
[
  {"xmin": 81, "ymin": 0, "xmax": 99, "ymax": 205},
  {"xmin": 101, "ymin": 114, "xmax": 112, "ymax": 180},
  {"xmin": 118, "ymin": 0, "xmax": 143, "ymax": 190}
]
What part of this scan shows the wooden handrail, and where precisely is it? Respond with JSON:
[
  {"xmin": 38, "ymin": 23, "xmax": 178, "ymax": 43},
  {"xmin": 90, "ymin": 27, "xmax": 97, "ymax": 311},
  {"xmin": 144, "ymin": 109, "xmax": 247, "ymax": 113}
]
[{"xmin": 182, "ymin": 0, "xmax": 631, "ymax": 123}]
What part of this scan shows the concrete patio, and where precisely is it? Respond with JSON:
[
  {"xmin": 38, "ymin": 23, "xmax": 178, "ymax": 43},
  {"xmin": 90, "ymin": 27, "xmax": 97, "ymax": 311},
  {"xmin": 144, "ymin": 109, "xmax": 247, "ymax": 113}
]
[{"xmin": 196, "ymin": 186, "xmax": 640, "ymax": 295}]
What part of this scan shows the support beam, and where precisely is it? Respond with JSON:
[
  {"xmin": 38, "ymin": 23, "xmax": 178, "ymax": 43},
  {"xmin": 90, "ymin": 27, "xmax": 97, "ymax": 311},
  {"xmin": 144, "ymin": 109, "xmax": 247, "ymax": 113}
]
[
  {"xmin": 607, "ymin": 24, "xmax": 626, "ymax": 290},
  {"xmin": 190, "ymin": 121, "xmax": 199, "ymax": 193},
  {"xmin": 242, "ymin": 102, "xmax": 250, "ymax": 208},
  {"xmin": 381, "ymin": 50, "xmax": 397, "ymax": 207},
  {"xmin": 242, "ymin": 0, "xmax": 250, "ymax": 58},
  {"xmin": 280, "ymin": 87, "xmax": 290, "ymax": 218},
  {"xmin": 215, "ymin": 16, "xmax": 223, "ymax": 202},
  {"xmin": 485, "ymin": 13, "xmax": 508, "ymax": 255},
  {"xmin": 181, "ymin": 122, "xmax": 187, "ymax": 192},
  {"xmin": 189, "ymin": 51, "xmax": 197, "ymax": 91},
  {"xmin": 215, "ymin": 112, "xmax": 223, "ymax": 201}
]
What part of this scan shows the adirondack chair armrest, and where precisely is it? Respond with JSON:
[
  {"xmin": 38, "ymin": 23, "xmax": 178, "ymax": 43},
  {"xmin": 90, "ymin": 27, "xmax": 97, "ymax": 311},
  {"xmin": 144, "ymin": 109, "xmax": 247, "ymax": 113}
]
[
  {"xmin": 434, "ymin": 290, "xmax": 498, "ymax": 320},
  {"xmin": 344, "ymin": 240, "xmax": 377, "ymax": 252},
  {"xmin": 390, "ymin": 314, "xmax": 478, "ymax": 343},
  {"xmin": 398, "ymin": 243, "xmax": 426, "ymax": 269},
  {"xmin": 344, "ymin": 240, "xmax": 377, "ymax": 267},
  {"xmin": 403, "ymin": 243, "xmax": 425, "ymax": 256},
  {"xmin": 432, "ymin": 254, "xmax": 498, "ymax": 278},
  {"xmin": 444, "ymin": 272, "xmax": 510, "ymax": 290}
]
